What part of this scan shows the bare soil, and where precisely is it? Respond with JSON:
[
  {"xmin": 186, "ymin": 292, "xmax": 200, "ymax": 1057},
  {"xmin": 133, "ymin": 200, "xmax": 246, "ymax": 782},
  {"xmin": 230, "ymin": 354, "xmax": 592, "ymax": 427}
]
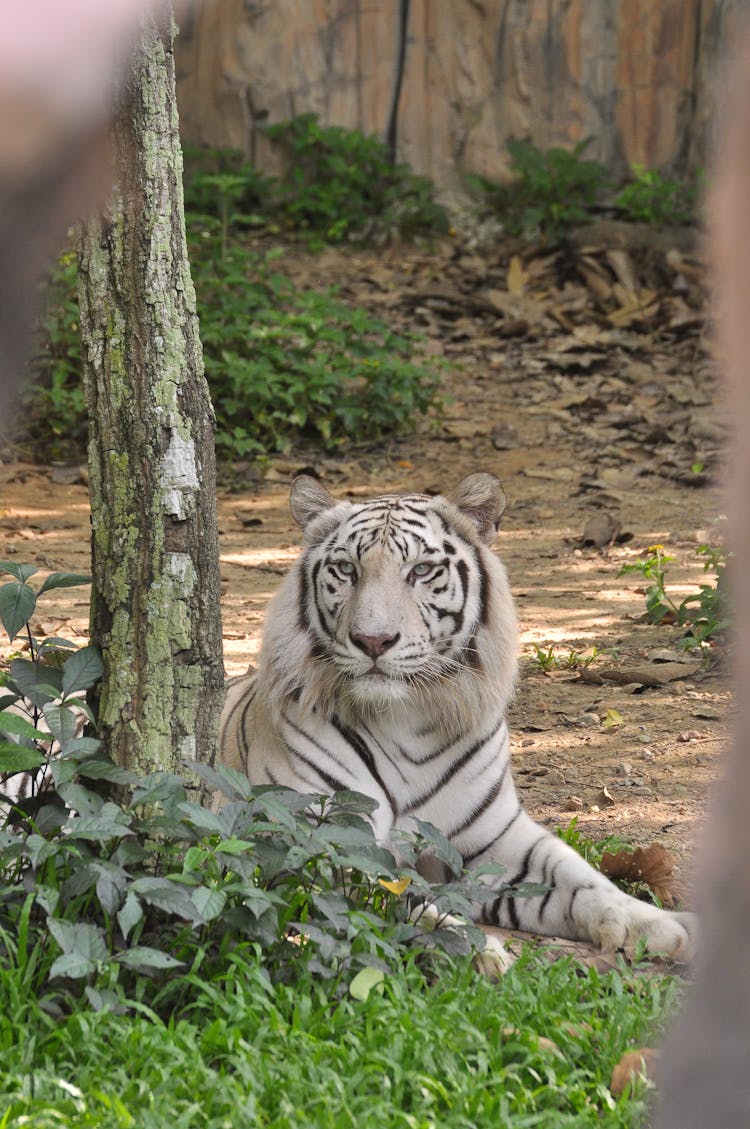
[{"xmin": 0, "ymin": 228, "xmax": 730, "ymax": 895}]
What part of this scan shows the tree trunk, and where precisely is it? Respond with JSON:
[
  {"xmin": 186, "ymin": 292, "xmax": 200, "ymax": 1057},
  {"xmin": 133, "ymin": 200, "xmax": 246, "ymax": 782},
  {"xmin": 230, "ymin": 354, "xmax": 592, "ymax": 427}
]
[{"xmin": 77, "ymin": 10, "xmax": 224, "ymax": 776}]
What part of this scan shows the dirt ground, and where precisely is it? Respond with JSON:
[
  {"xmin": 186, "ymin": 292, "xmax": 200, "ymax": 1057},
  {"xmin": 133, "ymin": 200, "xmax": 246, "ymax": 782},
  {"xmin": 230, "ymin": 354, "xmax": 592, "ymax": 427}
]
[{"xmin": 0, "ymin": 226, "xmax": 730, "ymax": 895}]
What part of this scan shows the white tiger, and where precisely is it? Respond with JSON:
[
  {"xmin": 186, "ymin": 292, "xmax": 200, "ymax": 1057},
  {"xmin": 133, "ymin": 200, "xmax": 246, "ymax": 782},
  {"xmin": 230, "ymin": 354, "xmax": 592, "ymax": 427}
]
[{"xmin": 221, "ymin": 472, "xmax": 694, "ymax": 962}]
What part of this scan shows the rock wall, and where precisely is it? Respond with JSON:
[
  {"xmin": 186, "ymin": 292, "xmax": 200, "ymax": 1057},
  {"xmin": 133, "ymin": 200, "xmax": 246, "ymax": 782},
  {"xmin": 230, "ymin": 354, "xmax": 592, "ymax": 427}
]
[{"xmin": 175, "ymin": 0, "xmax": 745, "ymax": 186}]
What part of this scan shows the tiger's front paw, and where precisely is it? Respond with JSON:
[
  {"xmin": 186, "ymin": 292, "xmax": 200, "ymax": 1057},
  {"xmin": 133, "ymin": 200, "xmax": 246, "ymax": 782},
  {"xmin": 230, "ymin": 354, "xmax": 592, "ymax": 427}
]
[
  {"xmin": 475, "ymin": 933, "xmax": 516, "ymax": 979},
  {"xmin": 412, "ymin": 904, "xmax": 515, "ymax": 977},
  {"xmin": 583, "ymin": 896, "xmax": 695, "ymax": 961}
]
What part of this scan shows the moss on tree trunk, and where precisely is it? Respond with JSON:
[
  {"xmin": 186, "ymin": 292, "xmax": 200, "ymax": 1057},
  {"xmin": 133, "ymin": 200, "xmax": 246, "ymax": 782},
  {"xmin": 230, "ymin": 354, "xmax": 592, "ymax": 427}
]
[{"xmin": 78, "ymin": 12, "xmax": 224, "ymax": 775}]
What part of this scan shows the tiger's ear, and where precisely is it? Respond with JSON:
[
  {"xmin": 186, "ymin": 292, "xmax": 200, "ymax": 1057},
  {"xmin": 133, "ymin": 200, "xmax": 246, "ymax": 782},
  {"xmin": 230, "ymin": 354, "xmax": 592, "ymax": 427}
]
[
  {"xmin": 289, "ymin": 475, "xmax": 339, "ymax": 529},
  {"xmin": 447, "ymin": 473, "xmax": 507, "ymax": 544}
]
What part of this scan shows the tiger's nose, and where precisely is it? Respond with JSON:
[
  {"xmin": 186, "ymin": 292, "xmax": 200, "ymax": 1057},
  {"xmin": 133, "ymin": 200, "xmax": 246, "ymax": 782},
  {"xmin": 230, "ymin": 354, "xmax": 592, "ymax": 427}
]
[{"xmin": 350, "ymin": 631, "xmax": 400, "ymax": 658}]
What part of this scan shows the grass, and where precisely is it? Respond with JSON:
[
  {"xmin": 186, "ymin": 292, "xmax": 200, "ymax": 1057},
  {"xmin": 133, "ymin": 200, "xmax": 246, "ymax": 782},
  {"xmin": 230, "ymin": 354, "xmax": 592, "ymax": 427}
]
[{"xmin": 0, "ymin": 947, "xmax": 679, "ymax": 1128}]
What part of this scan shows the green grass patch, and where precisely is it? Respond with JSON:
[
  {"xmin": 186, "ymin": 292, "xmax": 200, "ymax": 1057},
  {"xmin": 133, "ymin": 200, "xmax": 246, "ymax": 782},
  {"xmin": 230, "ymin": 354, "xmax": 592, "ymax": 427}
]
[{"xmin": 0, "ymin": 948, "xmax": 679, "ymax": 1128}]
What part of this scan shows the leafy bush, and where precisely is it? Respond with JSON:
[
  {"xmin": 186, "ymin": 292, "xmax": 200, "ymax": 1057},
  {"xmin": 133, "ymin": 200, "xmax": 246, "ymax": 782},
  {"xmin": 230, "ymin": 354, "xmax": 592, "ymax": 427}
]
[
  {"xmin": 618, "ymin": 542, "xmax": 730, "ymax": 648},
  {"xmin": 262, "ymin": 113, "xmax": 449, "ymax": 244},
  {"xmin": 0, "ymin": 569, "xmax": 682, "ymax": 1126},
  {"xmin": 0, "ymin": 562, "xmax": 506, "ymax": 1010},
  {"xmin": 17, "ymin": 250, "xmax": 87, "ymax": 459},
  {"xmin": 188, "ymin": 238, "xmax": 441, "ymax": 457},
  {"xmin": 1, "ymin": 761, "xmax": 506, "ymax": 1009},
  {"xmin": 614, "ymin": 164, "xmax": 703, "ymax": 226},
  {"xmin": 0, "ymin": 561, "xmax": 102, "ymax": 804},
  {"xmin": 468, "ymin": 138, "xmax": 610, "ymax": 243},
  {"xmin": 17, "ymin": 135, "xmax": 445, "ymax": 461},
  {"xmin": 184, "ymin": 119, "xmax": 449, "ymax": 247}
]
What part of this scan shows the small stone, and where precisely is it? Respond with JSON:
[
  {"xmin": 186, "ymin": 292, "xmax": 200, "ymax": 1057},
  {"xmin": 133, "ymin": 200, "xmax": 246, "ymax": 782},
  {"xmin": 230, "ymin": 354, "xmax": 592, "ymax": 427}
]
[
  {"xmin": 50, "ymin": 464, "xmax": 88, "ymax": 486},
  {"xmin": 563, "ymin": 796, "xmax": 584, "ymax": 812},
  {"xmin": 595, "ymin": 786, "xmax": 616, "ymax": 807},
  {"xmin": 574, "ymin": 712, "xmax": 601, "ymax": 728},
  {"xmin": 491, "ymin": 422, "xmax": 519, "ymax": 450},
  {"xmin": 581, "ymin": 512, "xmax": 621, "ymax": 548}
]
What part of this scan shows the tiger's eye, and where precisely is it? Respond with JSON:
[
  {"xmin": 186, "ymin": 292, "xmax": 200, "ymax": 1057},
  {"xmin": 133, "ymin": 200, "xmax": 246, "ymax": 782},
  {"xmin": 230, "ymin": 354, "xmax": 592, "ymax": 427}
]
[
  {"xmin": 333, "ymin": 560, "xmax": 356, "ymax": 577},
  {"xmin": 409, "ymin": 562, "xmax": 434, "ymax": 581}
]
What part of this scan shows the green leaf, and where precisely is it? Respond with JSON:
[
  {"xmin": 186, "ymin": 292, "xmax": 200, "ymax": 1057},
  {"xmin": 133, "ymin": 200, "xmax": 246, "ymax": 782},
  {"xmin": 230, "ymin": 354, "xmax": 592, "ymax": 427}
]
[
  {"xmin": 76, "ymin": 759, "xmax": 135, "ymax": 786},
  {"xmin": 0, "ymin": 580, "xmax": 36, "ymax": 643},
  {"xmin": 349, "ymin": 966, "xmax": 385, "ymax": 1001},
  {"xmin": 177, "ymin": 801, "xmax": 229, "ymax": 834},
  {"xmin": 130, "ymin": 877, "xmax": 199, "ymax": 920},
  {"xmin": 50, "ymin": 952, "xmax": 97, "ymax": 980},
  {"xmin": 0, "ymin": 561, "xmax": 38, "ymax": 582},
  {"xmin": 115, "ymin": 947, "xmax": 184, "ymax": 971},
  {"xmin": 48, "ymin": 918, "xmax": 107, "ymax": 961},
  {"xmin": 66, "ymin": 804, "xmax": 134, "ymax": 841},
  {"xmin": 117, "ymin": 892, "xmax": 143, "ymax": 942},
  {"xmin": 0, "ymin": 711, "xmax": 48, "ymax": 742},
  {"xmin": 186, "ymin": 760, "xmax": 254, "ymax": 801},
  {"xmin": 183, "ymin": 846, "xmax": 209, "ymax": 872},
  {"xmin": 9, "ymin": 658, "xmax": 62, "ymax": 709},
  {"xmin": 0, "ymin": 743, "xmax": 47, "ymax": 774},
  {"xmin": 23, "ymin": 834, "xmax": 59, "ymax": 867},
  {"xmin": 60, "ymin": 736, "xmax": 103, "ymax": 760},
  {"xmin": 414, "ymin": 820, "xmax": 464, "ymax": 877},
  {"xmin": 61, "ymin": 645, "xmax": 104, "ymax": 695},
  {"xmin": 57, "ymin": 781, "xmax": 104, "ymax": 817},
  {"xmin": 92, "ymin": 862, "xmax": 128, "ymax": 916},
  {"xmin": 37, "ymin": 571, "xmax": 92, "ymax": 596},
  {"xmin": 190, "ymin": 886, "xmax": 227, "ymax": 922},
  {"xmin": 216, "ymin": 837, "xmax": 255, "ymax": 857},
  {"xmin": 42, "ymin": 702, "xmax": 79, "ymax": 746},
  {"xmin": 130, "ymin": 772, "xmax": 186, "ymax": 807}
]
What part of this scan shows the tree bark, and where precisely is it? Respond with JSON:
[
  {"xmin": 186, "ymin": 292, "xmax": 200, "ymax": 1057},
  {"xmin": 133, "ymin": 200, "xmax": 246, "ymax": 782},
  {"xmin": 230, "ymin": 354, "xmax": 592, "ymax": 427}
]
[{"xmin": 77, "ymin": 10, "xmax": 224, "ymax": 776}]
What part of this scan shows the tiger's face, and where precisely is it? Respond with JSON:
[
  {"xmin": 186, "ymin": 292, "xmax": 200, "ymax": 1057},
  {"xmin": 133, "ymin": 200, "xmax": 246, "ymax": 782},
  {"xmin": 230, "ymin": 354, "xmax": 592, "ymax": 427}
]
[{"xmin": 285, "ymin": 473, "xmax": 516, "ymax": 713}]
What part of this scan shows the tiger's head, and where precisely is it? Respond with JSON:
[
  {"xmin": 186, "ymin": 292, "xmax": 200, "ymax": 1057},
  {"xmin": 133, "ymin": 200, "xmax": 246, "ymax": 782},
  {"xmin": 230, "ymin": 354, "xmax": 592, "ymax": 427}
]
[{"xmin": 259, "ymin": 473, "xmax": 518, "ymax": 734}]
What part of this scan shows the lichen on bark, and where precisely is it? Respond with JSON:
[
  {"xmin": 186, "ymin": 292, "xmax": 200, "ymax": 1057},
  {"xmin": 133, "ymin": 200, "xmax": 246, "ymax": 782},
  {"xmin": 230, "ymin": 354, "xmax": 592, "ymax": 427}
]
[{"xmin": 78, "ymin": 11, "xmax": 224, "ymax": 776}]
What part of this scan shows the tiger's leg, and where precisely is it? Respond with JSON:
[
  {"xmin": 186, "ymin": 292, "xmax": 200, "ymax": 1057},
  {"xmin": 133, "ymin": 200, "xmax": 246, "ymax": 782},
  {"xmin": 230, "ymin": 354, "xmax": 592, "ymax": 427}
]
[{"xmin": 472, "ymin": 808, "xmax": 694, "ymax": 960}]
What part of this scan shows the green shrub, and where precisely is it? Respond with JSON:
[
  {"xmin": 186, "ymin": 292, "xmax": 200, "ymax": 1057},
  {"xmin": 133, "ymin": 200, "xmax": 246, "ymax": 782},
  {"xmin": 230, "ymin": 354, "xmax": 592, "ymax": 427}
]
[
  {"xmin": 0, "ymin": 563, "xmax": 502, "ymax": 1008},
  {"xmin": 262, "ymin": 113, "xmax": 449, "ymax": 244},
  {"xmin": 618, "ymin": 542, "xmax": 730, "ymax": 649},
  {"xmin": 19, "ymin": 250, "xmax": 87, "ymax": 460},
  {"xmin": 16, "ymin": 120, "xmax": 448, "ymax": 460},
  {"xmin": 468, "ymin": 138, "xmax": 610, "ymax": 243},
  {"xmin": 0, "ymin": 566, "xmax": 682, "ymax": 1126},
  {"xmin": 189, "ymin": 238, "xmax": 441, "ymax": 458},
  {"xmin": 614, "ymin": 164, "xmax": 703, "ymax": 226},
  {"xmin": 183, "ymin": 119, "xmax": 449, "ymax": 247},
  {"xmin": 17, "ymin": 236, "xmax": 442, "ymax": 461}
]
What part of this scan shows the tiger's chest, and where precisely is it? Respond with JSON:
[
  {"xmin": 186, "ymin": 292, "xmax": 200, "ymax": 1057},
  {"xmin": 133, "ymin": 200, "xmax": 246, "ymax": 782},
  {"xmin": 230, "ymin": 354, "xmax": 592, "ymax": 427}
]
[{"xmin": 274, "ymin": 697, "xmax": 511, "ymax": 842}]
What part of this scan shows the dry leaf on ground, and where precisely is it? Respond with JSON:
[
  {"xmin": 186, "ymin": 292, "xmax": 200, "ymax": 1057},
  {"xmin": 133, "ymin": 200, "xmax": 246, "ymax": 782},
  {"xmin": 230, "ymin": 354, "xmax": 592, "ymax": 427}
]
[
  {"xmin": 610, "ymin": 1047, "xmax": 660, "ymax": 1095},
  {"xmin": 599, "ymin": 844, "xmax": 684, "ymax": 907}
]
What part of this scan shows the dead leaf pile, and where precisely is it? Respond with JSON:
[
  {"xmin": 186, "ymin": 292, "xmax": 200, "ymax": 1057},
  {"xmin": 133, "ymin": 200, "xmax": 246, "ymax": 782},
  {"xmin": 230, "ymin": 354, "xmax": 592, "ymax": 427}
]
[
  {"xmin": 278, "ymin": 222, "xmax": 720, "ymax": 490},
  {"xmin": 599, "ymin": 843, "xmax": 686, "ymax": 908}
]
